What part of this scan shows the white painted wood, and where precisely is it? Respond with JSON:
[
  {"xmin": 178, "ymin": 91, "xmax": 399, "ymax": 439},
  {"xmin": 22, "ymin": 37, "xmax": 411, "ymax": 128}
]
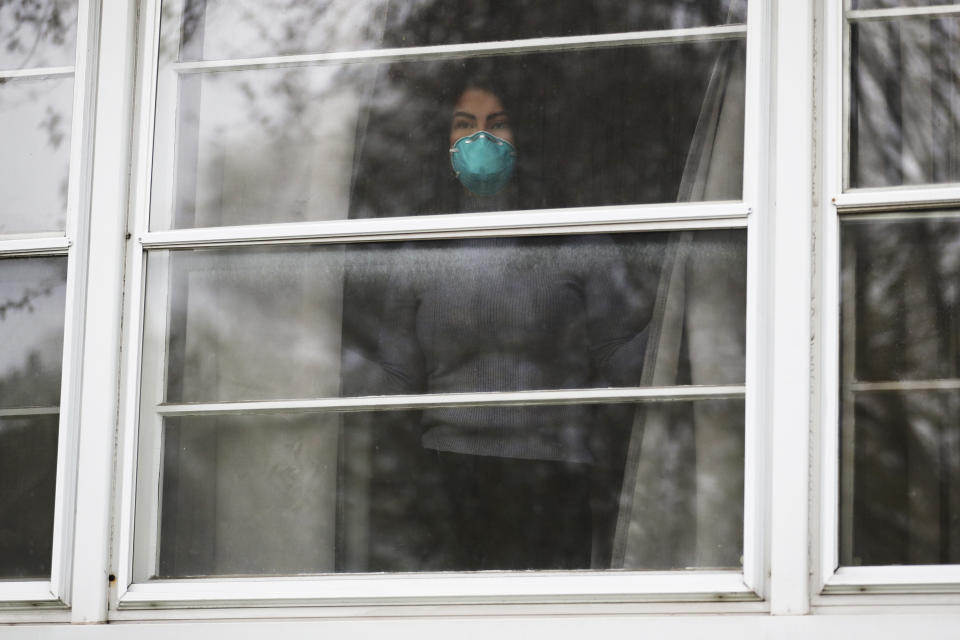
[
  {"xmin": 768, "ymin": 0, "xmax": 814, "ymax": 616},
  {"xmin": 816, "ymin": 0, "xmax": 847, "ymax": 596},
  {"xmin": 48, "ymin": 0, "xmax": 100, "ymax": 606},
  {"xmin": 826, "ymin": 565, "xmax": 960, "ymax": 593},
  {"xmin": 835, "ymin": 185, "xmax": 960, "ymax": 211},
  {"xmin": 0, "ymin": 236, "xmax": 70, "ymax": 256},
  {"xmin": 138, "ymin": 202, "xmax": 750, "ymax": 248},
  {"xmin": 741, "ymin": 0, "xmax": 773, "ymax": 598},
  {"xmin": 69, "ymin": 0, "xmax": 138, "ymax": 624},
  {"xmin": 0, "ymin": 407, "xmax": 60, "ymax": 418},
  {"xmin": 168, "ymin": 25, "xmax": 748, "ymax": 74},
  {"xmin": 147, "ymin": 0, "xmax": 178, "ymax": 234},
  {"xmin": 117, "ymin": 571, "xmax": 754, "ymax": 610},
  {"xmin": 0, "ymin": 614, "xmax": 955, "ymax": 640},
  {"xmin": 847, "ymin": 5, "xmax": 960, "ymax": 23},
  {"xmin": 0, "ymin": 582, "xmax": 61, "ymax": 609},
  {"xmin": 850, "ymin": 379, "xmax": 960, "ymax": 392},
  {"xmin": 0, "ymin": 66, "xmax": 74, "ymax": 79},
  {"xmin": 114, "ymin": 0, "xmax": 166, "ymax": 597},
  {"xmin": 152, "ymin": 385, "xmax": 747, "ymax": 417},
  {"xmin": 131, "ymin": 250, "xmax": 168, "ymax": 585}
]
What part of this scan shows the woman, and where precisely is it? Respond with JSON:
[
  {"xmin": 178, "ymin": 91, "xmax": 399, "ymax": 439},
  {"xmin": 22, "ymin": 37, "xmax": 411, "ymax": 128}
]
[{"xmin": 375, "ymin": 79, "xmax": 648, "ymax": 571}]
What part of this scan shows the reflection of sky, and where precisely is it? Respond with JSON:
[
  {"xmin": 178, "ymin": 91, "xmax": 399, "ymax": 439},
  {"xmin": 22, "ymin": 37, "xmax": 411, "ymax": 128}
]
[
  {"xmin": 168, "ymin": 0, "xmax": 398, "ymax": 61},
  {"xmin": 0, "ymin": 0, "xmax": 77, "ymax": 70},
  {"xmin": 0, "ymin": 257, "xmax": 66, "ymax": 406},
  {"xmin": 166, "ymin": 0, "xmax": 745, "ymax": 62},
  {"xmin": 158, "ymin": 248, "xmax": 346, "ymax": 403},
  {"xmin": 163, "ymin": 64, "xmax": 371, "ymax": 228},
  {"xmin": 0, "ymin": 76, "xmax": 73, "ymax": 234}
]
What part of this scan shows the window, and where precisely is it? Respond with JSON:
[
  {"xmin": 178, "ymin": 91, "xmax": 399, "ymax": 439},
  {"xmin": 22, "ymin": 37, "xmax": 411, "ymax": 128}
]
[
  {"xmin": 822, "ymin": 0, "xmax": 960, "ymax": 592},
  {"xmin": 116, "ymin": 0, "xmax": 766, "ymax": 606},
  {"xmin": 0, "ymin": 0, "xmax": 91, "ymax": 606},
  {"xmin": 12, "ymin": 0, "xmax": 960, "ymax": 634}
]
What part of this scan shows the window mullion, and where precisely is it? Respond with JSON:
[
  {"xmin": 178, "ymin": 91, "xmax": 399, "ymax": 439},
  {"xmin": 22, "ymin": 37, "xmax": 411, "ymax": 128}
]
[
  {"xmin": 768, "ymin": 0, "xmax": 814, "ymax": 616},
  {"xmin": 69, "ymin": 0, "xmax": 138, "ymax": 624}
]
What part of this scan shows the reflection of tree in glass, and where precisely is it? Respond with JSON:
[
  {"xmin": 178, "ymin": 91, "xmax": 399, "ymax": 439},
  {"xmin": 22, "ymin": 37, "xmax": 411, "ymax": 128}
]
[
  {"xmin": 0, "ymin": 74, "xmax": 73, "ymax": 232},
  {"xmin": 0, "ymin": 281, "xmax": 56, "ymax": 319},
  {"xmin": 0, "ymin": 0, "xmax": 76, "ymax": 69},
  {"xmin": 172, "ymin": 0, "xmax": 742, "ymax": 60},
  {"xmin": 0, "ymin": 261, "xmax": 64, "ymax": 408},
  {"xmin": 843, "ymin": 218, "xmax": 960, "ymax": 565},
  {"xmin": 850, "ymin": 17, "xmax": 960, "ymax": 187},
  {"xmin": 0, "ymin": 343, "xmax": 62, "ymax": 408}
]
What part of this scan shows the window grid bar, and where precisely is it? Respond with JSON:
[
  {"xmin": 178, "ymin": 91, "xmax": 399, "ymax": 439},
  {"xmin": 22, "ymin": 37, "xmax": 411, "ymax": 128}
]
[
  {"xmin": 0, "ymin": 66, "xmax": 74, "ymax": 80},
  {"xmin": 139, "ymin": 203, "xmax": 750, "ymax": 249},
  {"xmin": 0, "ymin": 407, "xmax": 60, "ymax": 418},
  {"xmin": 835, "ymin": 184, "xmax": 960, "ymax": 212},
  {"xmin": 169, "ymin": 25, "xmax": 748, "ymax": 74},
  {"xmin": 0, "ymin": 237, "xmax": 70, "ymax": 257},
  {"xmin": 846, "ymin": 5, "xmax": 960, "ymax": 23},
  {"xmin": 850, "ymin": 379, "xmax": 960, "ymax": 393},
  {"xmin": 155, "ymin": 385, "xmax": 746, "ymax": 418}
]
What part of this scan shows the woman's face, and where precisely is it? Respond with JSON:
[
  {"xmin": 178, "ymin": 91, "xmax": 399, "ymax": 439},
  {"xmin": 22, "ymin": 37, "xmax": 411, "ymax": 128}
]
[{"xmin": 450, "ymin": 88, "xmax": 514, "ymax": 146}]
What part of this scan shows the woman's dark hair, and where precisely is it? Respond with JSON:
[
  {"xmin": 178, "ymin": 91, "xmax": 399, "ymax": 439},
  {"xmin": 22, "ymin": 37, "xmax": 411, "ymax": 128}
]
[{"xmin": 445, "ymin": 75, "xmax": 514, "ymax": 120}]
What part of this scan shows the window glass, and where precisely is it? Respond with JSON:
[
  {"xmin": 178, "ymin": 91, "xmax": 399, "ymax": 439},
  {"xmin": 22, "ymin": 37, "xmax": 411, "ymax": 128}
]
[
  {"xmin": 0, "ymin": 256, "xmax": 67, "ymax": 579},
  {"xmin": 0, "ymin": 76, "xmax": 74, "ymax": 234},
  {"xmin": 849, "ymin": 16, "xmax": 960, "ymax": 188},
  {"xmin": 138, "ymin": 0, "xmax": 750, "ymax": 585},
  {"xmin": 148, "ymin": 231, "xmax": 745, "ymax": 404},
  {"xmin": 154, "ymin": 42, "xmax": 745, "ymax": 229},
  {"xmin": 152, "ymin": 398, "xmax": 744, "ymax": 577},
  {"xmin": 163, "ymin": 0, "xmax": 746, "ymax": 62},
  {"xmin": 138, "ymin": 229, "xmax": 746, "ymax": 578},
  {"xmin": 840, "ymin": 215, "xmax": 960, "ymax": 565},
  {"xmin": 0, "ymin": 0, "xmax": 78, "ymax": 70},
  {"xmin": 851, "ymin": 1, "xmax": 951, "ymax": 9}
]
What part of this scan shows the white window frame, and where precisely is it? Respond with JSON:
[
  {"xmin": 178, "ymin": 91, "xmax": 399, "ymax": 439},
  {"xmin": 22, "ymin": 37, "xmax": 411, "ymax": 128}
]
[
  {"xmin": 106, "ymin": 0, "xmax": 781, "ymax": 617},
  {"xmin": 0, "ymin": 0, "xmax": 99, "ymax": 613},
  {"xmin": 817, "ymin": 0, "xmax": 960, "ymax": 599}
]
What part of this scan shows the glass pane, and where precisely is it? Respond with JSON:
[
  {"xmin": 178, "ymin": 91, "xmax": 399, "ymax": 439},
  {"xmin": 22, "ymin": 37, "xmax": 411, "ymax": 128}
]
[
  {"xmin": 148, "ymin": 398, "xmax": 744, "ymax": 577},
  {"xmin": 849, "ymin": 17, "xmax": 960, "ymax": 188},
  {"xmin": 0, "ymin": 76, "xmax": 74, "ymax": 234},
  {"xmin": 153, "ymin": 42, "xmax": 745, "ymax": 229},
  {"xmin": 162, "ymin": 0, "xmax": 747, "ymax": 62},
  {"xmin": 146, "ymin": 230, "xmax": 746, "ymax": 404},
  {"xmin": 0, "ymin": 0, "xmax": 78, "ymax": 70},
  {"xmin": 852, "ymin": 1, "xmax": 952, "ymax": 8},
  {"xmin": 840, "ymin": 215, "xmax": 960, "ymax": 565},
  {"xmin": 0, "ymin": 256, "xmax": 67, "ymax": 579}
]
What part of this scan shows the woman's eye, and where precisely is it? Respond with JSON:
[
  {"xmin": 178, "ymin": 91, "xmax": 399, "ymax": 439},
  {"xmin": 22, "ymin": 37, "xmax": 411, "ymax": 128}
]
[
  {"xmin": 453, "ymin": 119, "xmax": 471, "ymax": 129},
  {"xmin": 490, "ymin": 120, "xmax": 509, "ymax": 130}
]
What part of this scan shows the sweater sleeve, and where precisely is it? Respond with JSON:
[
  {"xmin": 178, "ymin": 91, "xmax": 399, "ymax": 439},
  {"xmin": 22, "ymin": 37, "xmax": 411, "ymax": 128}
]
[
  {"xmin": 376, "ymin": 253, "xmax": 427, "ymax": 396},
  {"xmin": 578, "ymin": 235, "xmax": 651, "ymax": 387}
]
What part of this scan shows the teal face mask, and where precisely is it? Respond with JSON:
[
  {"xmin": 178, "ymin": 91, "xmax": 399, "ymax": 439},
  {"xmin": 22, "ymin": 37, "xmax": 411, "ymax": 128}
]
[{"xmin": 449, "ymin": 131, "xmax": 516, "ymax": 196}]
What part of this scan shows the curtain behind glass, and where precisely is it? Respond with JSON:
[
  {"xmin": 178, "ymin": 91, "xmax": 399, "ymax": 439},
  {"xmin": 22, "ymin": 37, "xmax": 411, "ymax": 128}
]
[{"xmin": 613, "ymin": 31, "xmax": 746, "ymax": 570}]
